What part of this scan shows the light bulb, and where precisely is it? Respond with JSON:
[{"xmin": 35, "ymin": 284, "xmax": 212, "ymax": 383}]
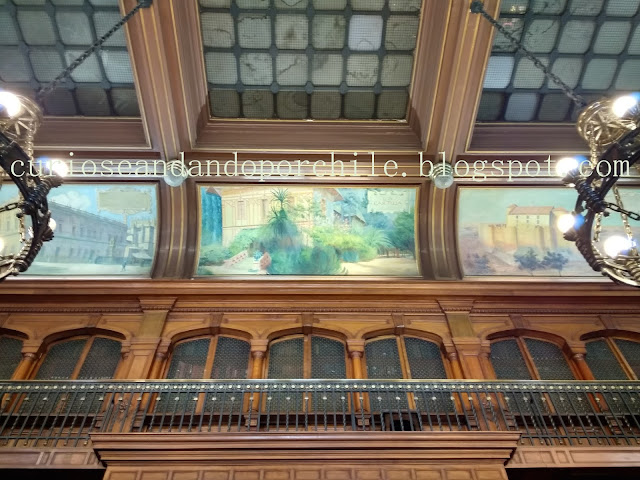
[
  {"xmin": 556, "ymin": 213, "xmax": 576, "ymax": 233},
  {"xmin": 612, "ymin": 95, "xmax": 639, "ymax": 118},
  {"xmin": 556, "ymin": 157, "xmax": 579, "ymax": 177},
  {"xmin": 0, "ymin": 91, "xmax": 22, "ymax": 118},
  {"xmin": 603, "ymin": 236, "xmax": 633, "ymax": 258},
  {"xmin": 49, "ymin": 218, "xmax": 56, "ymax": 232}
]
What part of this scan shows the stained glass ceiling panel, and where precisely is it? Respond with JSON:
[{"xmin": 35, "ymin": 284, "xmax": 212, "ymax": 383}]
[
  {"xmin": 477, "ymin": 0, "xmax": 640, "ymax": 123},
  {"xmin": 200, "ymin": 0, "xmax": 422, "ymax": 120},
  {"xmin": 0, "ymin": 0, "xmax": 140, "ymax": 117}
]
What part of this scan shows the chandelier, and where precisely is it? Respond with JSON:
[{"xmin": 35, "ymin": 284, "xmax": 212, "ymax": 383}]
[
  {"xmin": 471, "ymin": 1, "xmax": 640, "ymax": 288},
  {"xmin": 0, "ymin": 1, "xmax": 152, "ymax": 281}
]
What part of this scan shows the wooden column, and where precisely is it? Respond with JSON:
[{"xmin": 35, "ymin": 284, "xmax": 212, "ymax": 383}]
[
  {"xmin": 446, "ymin": 348, "xmax": 464, "ymax": 380},
  {"xmin": 568, "ymin": 344, "xmax": 595, "ymax": 380},
  {"xmin": 347, "ymin": 340, "xmax": 366, "ymax": 380},
  {"xmin": 249, "ymin": 340, "xmax": 268, "ymax": 412},
  {"xmin": 148, "ymin": 340, "xmax": 171, "ymax": 379},
  {"xmin": 11, "ymin": 348, "xmax": 39, "ymax": 380}
]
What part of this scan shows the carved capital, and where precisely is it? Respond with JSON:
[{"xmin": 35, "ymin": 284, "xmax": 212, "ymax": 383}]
[
  {"xmin": 346, "ymin": 339, "xmax": 365, "ymax": 355},
  {"xmin": 250, "ymin": 339, "xmax": 269, "ymax": 355},
  {"xmin": 251, "ymin": 351, "xmax": 265, "ymax": 360}
]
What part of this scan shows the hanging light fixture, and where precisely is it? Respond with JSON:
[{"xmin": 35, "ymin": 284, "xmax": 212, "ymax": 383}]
[
  {"xmin": 0, "ymin": 0, "xmax": 152, "ymax": 281},
  {"xmin": 471, "ymin": 1, "xmax": 640, "ymax": 287}
]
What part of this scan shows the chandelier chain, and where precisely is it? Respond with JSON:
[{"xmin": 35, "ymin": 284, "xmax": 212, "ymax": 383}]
[
  {"xmin": 36, "ymin": 1, "xmax": 151, "ymax": 103},
  {"xmin": 470, "ymin": 1, "xmax": 587, "ymax": 108},
  {"xmin": 604, "ymin": 201, "xmax": 640, "ymax": 223}
]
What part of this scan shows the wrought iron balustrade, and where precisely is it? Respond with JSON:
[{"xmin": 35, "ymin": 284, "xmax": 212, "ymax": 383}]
[{"xmin": 1, "ymin": 379, "xmax": 639, "ymax": 448}]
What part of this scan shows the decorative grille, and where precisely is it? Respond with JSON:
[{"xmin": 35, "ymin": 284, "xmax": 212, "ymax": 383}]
[
  {"xmin": 77, "ymin": 337, "xmax": 121, "ymax": 380},
  {"xmin": 0, "ymin": 336, "xmax": 23, "ymax": 379},
  {"xmin": 490, "ymin": 339, "xmax": 532, "ymax": 380},
  {"xmin": 211, "ymin": 336, "xmax": 250, "ymax": 379},
  {"xmin": 585, "ymin": 339, "xmax": 628, "ymax": 380},
  {"xmin": 167, "ymin": 338, "xmax": 210, "ymax": 379},
  {"xmin": 524, "ymin": 338, "xmax": 575, "ymax": 380},
  {"xmin": 35, "ymin": 339, "xmax": 86, "ymax": 380},
  {"xmin": 404, "ymin": 337, "xmax": 446, "ymax": 379},
  {"xmin": 615, "ymin": 339, "xmax": 640, "ymax": 378}
]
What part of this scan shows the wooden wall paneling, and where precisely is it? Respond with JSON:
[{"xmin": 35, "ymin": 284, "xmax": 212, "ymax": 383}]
[{"xmin": 469, "ymin": 124, "xmax": 587, "ymax": 154}]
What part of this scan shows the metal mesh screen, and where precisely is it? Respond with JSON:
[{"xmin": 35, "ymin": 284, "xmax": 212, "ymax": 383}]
[
  {"xmin": 0, "ymin": 0, "xmax": 140, "ymax": 116},
  {"xmin": 365, "ymin": 338, "xmax": 408, "ymax": 410},
  {"xmin": 403, "ymin": 337, "xmax": 446, "ymax": 379},
  {"xmin": 490, "ymin": 339, "xmax": 532, "ymax": 380},
  {"xmin": 524, "ymin": 338, "xmax": 575, "ymax": 380},
  {"xmin": 35, "ymin": 339, "xmax": 87, "ymax": 380},
  {"xmin": 266, "ymin": 337, "xmax": 304, "ymax": 412},
  {"xmin": 310, "ymin": 336, "xmax": 346, "ymax": 378},
  {"xmin": 167, "ymin": 338, "xmax": 210, "ymax": 379},
  {"xmin": 0, "ymin": 336, "xmax": 23, "ymax": 379},
  {"xmin": 365, "ymin": 338, "xmax": 403, "ymax": 379},
  {"xmin": 77, "ymin": 337, "xmax": 121, "ymax": 380},
  {"xmin": 479, "ymin": 0, "xmax": 640, "ymax": 122},
  {"xmin": 585, "ymin": 339, "xmax": 628, "ymax": 380},
  {"xmin": 615, "ymin": 339, "xmax": 640, "ymax": 379},
  {"xmin": 267, "ymin": 337, "xmax": 304, "ymax": 378},
  {"xmin": 211, "ymin": 336, "xmax": 250, "ymax": 379},
  {"xmin": 200, "ymin": 0, "xmax": 421, "ymax": 120}
]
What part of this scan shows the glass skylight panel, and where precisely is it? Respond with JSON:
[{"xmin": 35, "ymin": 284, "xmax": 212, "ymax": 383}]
[
  {"xmin": 478, "ymin": 0, "xmax": 640, "ymax": 122},
  {"xmin": 0, "ymin": 0, "xmax": 140, "ymax": 116},
  {"xmin": 200, "ymin": 0, "xmax": 423, "ymax": 120}
]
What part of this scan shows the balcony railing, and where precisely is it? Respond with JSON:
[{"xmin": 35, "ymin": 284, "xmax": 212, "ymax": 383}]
[{"xmin": 1, "ymin": 379, "xmax": 639, "ymax": 448}]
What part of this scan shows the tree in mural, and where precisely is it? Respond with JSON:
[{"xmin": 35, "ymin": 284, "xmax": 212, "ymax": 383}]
[
  {"xmin": 514, "ymin": 248, "xmax": 542, "ymax": 275},
  {"xmin": 389, "ymin": 209, "xmax": 415, "ymax": 258},
  {"xmin": 542, "ymin": 251, "xmax": 569, "ymax": 275}
]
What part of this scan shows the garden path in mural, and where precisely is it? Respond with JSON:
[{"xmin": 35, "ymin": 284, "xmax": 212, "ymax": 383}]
[
  {"xmin": 458, "ymin": 187, "xmax": 639, "ymax": 277},
  {"xmin": 0, "ymin": 184, "xmax": 158, "ymax": 276},
  {"xmin": 198, "ymin": 186, "xmax": 419, "ymax": 276}
]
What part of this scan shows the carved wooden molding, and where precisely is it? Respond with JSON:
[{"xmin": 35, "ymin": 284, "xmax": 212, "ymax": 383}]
[
  {"xmin": 508, "ymin": 446, "xmax": 640, "ymax": 468},
  {"xmin": 91, "ymin": 432, "xmax": 520, "ymax": 465},
  {"xmin": 0, "ymin": 447, "xmax": 102, "ymax": 469}
]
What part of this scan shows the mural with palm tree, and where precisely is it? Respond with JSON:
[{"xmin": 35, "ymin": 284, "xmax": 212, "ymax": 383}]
[{"xmin": 198, "ymin": 186, "xmax": 419, "ymax": 276}]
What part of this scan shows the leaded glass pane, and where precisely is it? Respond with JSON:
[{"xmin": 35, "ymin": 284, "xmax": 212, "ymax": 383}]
[
  {"xmin": 404, "ymin": 338, "xmax": 446, "ymax": 379},
  {"xmin": 211, "ymin": 336, "xmax": 250, "ymax": 379},
  {"xmin": 36, "ymin": 339, "xmax": 86, "ymax": 380},
  {"xmin": 77, "ymin": 338, "xmax": 121, "ymax": 379},
  {"xmin": 200, "ymin": 1, "xmax": 420, "ymax": 119},
  {"xmin": 524, "ymin": 338, "xmax": 575, "ymax": 380},
  {"xmin": 0, "ymin": 336, "xmax": 23, "ymax": 379},
  {"xmin": 585, "ymin": 340, "xmax": 627, "ymax": 380},
  {"xmin": 615, "ymin": 339, "xmax": 640, "ymax": 378},
  {"xmin": 0, "ymin": 0, "xmax": 140, "ymax": 116},
  {"xmin": 490, "ymin": 339, "xmax": 531, "ymax": 380},
  {"xmin": 167, "ymin": 338, "xmax": 210, "ymax": 379}
]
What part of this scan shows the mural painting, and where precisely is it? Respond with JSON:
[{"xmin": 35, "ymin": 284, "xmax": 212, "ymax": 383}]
[{"xmin": 198, "ymin": 186, "xmax": 419, "ymax": 276}]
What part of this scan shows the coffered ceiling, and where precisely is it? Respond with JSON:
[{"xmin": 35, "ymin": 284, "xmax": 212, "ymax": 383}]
[{"xmin": 1, "ymin": 0, "xmax": 639, "ymax": 286}]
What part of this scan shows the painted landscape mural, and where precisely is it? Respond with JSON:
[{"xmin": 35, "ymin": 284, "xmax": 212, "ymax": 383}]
[
  {"xmin": 198, "ymin": 186, "xmax": 419, "ymax": 276},
  {"xmin": 458, "ymin": 187, "xmax": 639, "ymax": 277},
  {"xmin": 0, "ymin": 183, "xmax": 158, "ymax": 276}
]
